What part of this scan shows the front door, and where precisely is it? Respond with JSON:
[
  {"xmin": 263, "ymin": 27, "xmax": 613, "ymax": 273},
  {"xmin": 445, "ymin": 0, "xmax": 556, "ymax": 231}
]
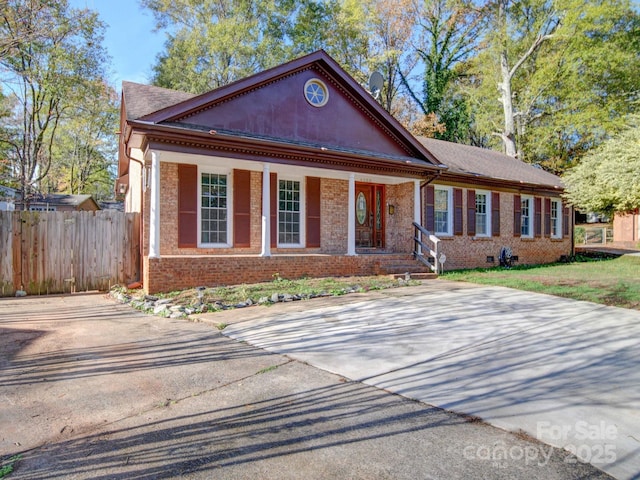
[{"xmin": 355, "ymin": 183, "xmax": 385, "ymax": 248}]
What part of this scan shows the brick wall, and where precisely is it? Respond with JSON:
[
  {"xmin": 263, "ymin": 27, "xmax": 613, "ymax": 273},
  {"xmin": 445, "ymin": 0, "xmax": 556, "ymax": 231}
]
[
  {"xmin": 140, "ymin": 161, "xmax": 572, "ymax": 291},
  {"xmin": 320, "ymin": 178, "xmax": 348, "ymax": 253},
  {"xmin": 427, "ymin": 185, "xmax": 572, "ymax": 270},
  {"xmin": 385, "ymin": 182, "xmax": 415, "ymax": 254},
  {"xmin": 144, "ymin": 253, "xmax": 423, "ymax": 293}
]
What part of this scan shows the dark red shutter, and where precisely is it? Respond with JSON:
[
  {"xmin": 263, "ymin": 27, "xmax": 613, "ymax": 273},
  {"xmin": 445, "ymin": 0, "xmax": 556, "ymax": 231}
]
[
  {"xmin": 233, "ymin": 169, "xmax": 251, "ymax": 247},
  {"xmin": 425, "ymin": 185, "xmax": 435, "ymax": 231},
  {"xmin": 563, "ymin": 205, "xmax": 570, "ymax": 237},
  {"xmin": 454, "ymin": 188, "xmax": 463, "ymax": 236},
  {"xmin": 534, "ymin": 197, "xmax": 542, "ymax": 238},
  {"xmin": 467, "ymin": 189, "xmax": 476, "ymax": 236},
  {"xmin": 513, "ymin": 195, "xmax": 521, "ymax": 237},
  {"xmin": 306, "ymin": 177, "xmax": 321, "ymax": 248},
  {"xmin": 492, "ymin": 192, "xmax": 500, "ymax": 237},
  {"xmin": 544, "ymin": 198, "xmax": 551, "ymax": 237},
  {"xmin": 178, "ymin": 164, "xmax": 198, "ymax": 248},
  {"xmin": 270, "ymin": 172, "xmax": 277, "ymax": 247}
]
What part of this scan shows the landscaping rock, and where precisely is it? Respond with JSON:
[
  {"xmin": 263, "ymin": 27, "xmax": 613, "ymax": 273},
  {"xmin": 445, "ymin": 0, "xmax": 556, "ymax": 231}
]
[
  {"xmin": 15, "ymin": 290, "xmax": 27, "ymax": 297},
  {"xmin": 144, "ymin": 295, "xmax": 158, "ymax": 302},
  {"xmin": 155, "ymin": 298, "xmax": 173, "ymax": 306},
  {"xmin": 169, "ymin": 312, "xmax": 184, "ymax": 318},
  {"xmin": 257, "ymin": 296, "xmax": 269, "ymax": 304},
  {"xmin": 282, "ymin": 293, "xmax": 294, "ymax": 302},
  {"xmin": 270, "ymin": 292, "xmax": 280, "ymax": 303},
  {"xmin": 143, "ymin": 301, "xmax": 156, "ymax": 310},
  {"xmin": 153, "ymin": 304, "xmax": 169, "ymax": 315}
]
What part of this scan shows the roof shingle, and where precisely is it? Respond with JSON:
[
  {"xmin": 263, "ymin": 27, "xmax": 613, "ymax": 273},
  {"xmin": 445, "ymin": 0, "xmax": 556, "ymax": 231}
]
[
  {"xmin": 122, "ymin": 81, "xmax": 197, "ymax": 121},
  {"xmin": 418, "ymin": 137, "xmax": 563, "ymax": 188}
]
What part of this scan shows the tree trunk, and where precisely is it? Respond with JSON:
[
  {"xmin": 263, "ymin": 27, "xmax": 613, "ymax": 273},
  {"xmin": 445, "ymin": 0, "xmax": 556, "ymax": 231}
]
[{"xmin": 499, "ymin": 49, "xmax": 517, "ymax": 157}]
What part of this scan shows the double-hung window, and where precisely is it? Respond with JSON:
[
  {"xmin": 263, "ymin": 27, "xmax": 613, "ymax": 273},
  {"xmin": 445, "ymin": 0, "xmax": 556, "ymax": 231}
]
[
  {"xmin": 475, "ymin": 191, "xmax": 491, "ymax": 236},
  {"xmin": 200, "ymin": 172, "xmax": 229, "ymax": 246},
  {"xmin": 551, "ymin": 199, "xmax": 562, "ymax": 238},
  {"xmin": 521, "ymin": 195, "xmax": 533, "ymax": 238},
  {"xmin": 434, "ymin": 186, "xmax": 452, "ymax": 236},
  {"xmin": 278, "ymin": 179, "xmax": 303, "ymax": 246}
]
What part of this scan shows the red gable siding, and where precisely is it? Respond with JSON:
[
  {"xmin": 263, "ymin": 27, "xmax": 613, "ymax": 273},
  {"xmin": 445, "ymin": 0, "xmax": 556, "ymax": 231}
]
[{"xmin": 176, "ymin": 69, "xmax": 410, "ymax": 158}]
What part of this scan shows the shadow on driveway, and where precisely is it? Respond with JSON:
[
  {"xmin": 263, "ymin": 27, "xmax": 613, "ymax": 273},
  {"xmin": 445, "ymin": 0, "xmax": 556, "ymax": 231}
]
[{"xmin": 1, "ymin": 292, "xmax": 615, "ymax": 479}]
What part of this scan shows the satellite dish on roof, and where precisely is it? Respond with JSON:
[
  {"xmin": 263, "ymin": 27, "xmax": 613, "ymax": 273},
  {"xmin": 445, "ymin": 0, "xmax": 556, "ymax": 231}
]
[{"xmin": 368, "ymin": 71, "xmax": 384, "ymax": 99}]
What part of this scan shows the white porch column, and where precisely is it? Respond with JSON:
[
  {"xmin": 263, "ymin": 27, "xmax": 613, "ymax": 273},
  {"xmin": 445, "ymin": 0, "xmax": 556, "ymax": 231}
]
[
  {"xmin": 414, "ymin": 179, "xmax": 422, "ymax": 255},
  {"xmin": 347, "ymin": 173, "xmax": 357, "ymax": 256},
  {"xmin": 261, "ymin": 164, "xmax": 271, "ymax": 257},
  {"xmin": 148, "ymin": 150, "xmax": 161, "ymax": 258}
]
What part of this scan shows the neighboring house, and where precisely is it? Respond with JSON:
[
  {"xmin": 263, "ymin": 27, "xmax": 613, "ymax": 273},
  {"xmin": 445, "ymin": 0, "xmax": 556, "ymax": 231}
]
[
  {"xmin": 0, "ymin": 185, "xmax": 16, "ymax": 211},
  {"xmin": 14, "ymin": 193, "xmax": 101, "ymax": 212},
  {"xmin": 99, "ymin": 200, "xmax": 125, "ymax": 212},
  {"xmin": 117, "ymin": 50, "xmax": 572, "ymax": 294},
  {"xmin": 613, "ymin": 210, "xmax": 639, "ymax": 244}
]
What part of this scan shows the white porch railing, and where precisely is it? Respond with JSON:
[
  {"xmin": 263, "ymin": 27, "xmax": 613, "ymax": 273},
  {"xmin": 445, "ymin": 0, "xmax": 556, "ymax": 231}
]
[{"xmin": 412, "ymin": 222, "xmax": 442, "ymax": 274}]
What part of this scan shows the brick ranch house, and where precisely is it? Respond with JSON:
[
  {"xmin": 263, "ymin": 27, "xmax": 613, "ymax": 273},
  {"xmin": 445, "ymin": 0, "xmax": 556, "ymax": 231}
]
[{"xmin": 116, "ymin": 50, "xmax": 573, "ymax": 294}]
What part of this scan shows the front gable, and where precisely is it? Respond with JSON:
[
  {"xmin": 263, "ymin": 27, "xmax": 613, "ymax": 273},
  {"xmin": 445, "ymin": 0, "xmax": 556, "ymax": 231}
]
[{"xmin": 141, "ymin": 51, "xmax": 438, "ymax": 166}]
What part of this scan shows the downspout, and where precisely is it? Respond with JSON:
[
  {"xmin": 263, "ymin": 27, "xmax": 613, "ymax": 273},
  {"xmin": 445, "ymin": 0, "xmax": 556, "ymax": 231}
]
[
  {"xmin": 571, "ymin": 205, "xmax": 575, "ymax": 259},
  {"xmin": 128, "ymin": 154, "xmax": 145, "ymax": 284},
  {"xmin": 419, "ymin": 170, "xmax": 443, "ymax": 225}
]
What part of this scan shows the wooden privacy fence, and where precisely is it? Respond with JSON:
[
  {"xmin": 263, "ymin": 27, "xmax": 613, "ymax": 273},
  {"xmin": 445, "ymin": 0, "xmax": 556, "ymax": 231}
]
[{"xmin": 0, "ymin": 210, "xmax": 140, "ymax": 296}]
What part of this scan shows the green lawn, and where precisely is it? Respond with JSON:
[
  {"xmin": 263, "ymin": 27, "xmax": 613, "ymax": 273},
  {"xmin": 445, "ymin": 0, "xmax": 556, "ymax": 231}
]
[{"xmin": 443, "ymin": 255, "xmax": 640, "ymax": 310}]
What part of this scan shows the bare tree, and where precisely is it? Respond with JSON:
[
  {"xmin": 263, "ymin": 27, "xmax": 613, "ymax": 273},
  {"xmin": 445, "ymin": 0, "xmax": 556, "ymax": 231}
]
[{"xmin": 0, "ymin": 0, "xmax": 108, "ymax": 203}]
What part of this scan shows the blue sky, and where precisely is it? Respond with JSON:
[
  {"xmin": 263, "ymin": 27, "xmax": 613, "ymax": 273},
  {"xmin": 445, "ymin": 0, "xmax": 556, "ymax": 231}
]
[{"xmin": 69, "ymin": 0, "xmax": 167, "ymax": 89}]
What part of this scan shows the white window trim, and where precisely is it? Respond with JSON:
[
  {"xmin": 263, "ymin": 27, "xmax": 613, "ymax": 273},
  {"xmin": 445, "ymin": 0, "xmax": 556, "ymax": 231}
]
[
  {"xmin": 434, "ymin": 185, "xmax": 453, "ymax": 236},
  {"xmin": 277, "ymin": 176, "xmax": 305, "ymax": 248},
  {"xmin": 475, "ymin": 190, "xmax": 492, "ymax": 237},
  {"xmin": 521, "ymin": 195, "xmax": 534, "ymax": 238},
  {"xmin": 551, "ymin": 199, "xmax": 562, "ymax": 239},
  {"xmin": 198, "ymin": 166, "xmax": 233, "ymax": 248}
]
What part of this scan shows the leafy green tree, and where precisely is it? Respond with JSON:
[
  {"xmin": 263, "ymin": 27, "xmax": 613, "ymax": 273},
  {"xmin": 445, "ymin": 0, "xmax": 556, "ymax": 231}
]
[
  {"xmin": 401, "ymin": 0, "xmax": 486, "ymax": 142},
  {"xmin": 468, "ymin": 0, "xmax": 640, "ymax": 170},
  {"xmin": 144, "ymin": 0, "xmax": 293, "ymax": 93},
  {"xmin": 43, "ymin": 82, "xmax": 118, "ymax": 201},
  {"xmin": 366, "ymin": 0, "xmax": 417, "ymax": 115},
  {"xmin": 520, "ymin": 0, "xmax": 640, "ymax": 172},
  {"xmin": 563, "ymin": 116, "xmax": 640, "ymax": 216},
  {"xmin": 145, "ymin": 0, "xmax": 375, "ymax": 93},
  {"xmin": 0, "ymin": 0, "xmax": 52, "ymax": 60},
  {"xmin": 0, "ymin": 0, "xmax": 110, "ymax": 203}
]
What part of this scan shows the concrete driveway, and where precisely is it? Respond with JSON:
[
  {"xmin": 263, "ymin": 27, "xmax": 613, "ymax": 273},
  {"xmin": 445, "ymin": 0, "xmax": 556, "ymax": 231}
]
[
  {"xmin": 221, "ymin": 280, "xmax": 640, "ymax": 480},
  {"xmin": 0, "ymin": 291, "xmax": 615, "ymax": 479}
]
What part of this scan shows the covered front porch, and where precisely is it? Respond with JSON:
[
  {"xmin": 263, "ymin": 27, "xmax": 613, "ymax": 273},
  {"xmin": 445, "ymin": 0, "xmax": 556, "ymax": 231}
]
[{"xmin": 144, "ymin": 150, "xmax": 427, "ymax": 258}]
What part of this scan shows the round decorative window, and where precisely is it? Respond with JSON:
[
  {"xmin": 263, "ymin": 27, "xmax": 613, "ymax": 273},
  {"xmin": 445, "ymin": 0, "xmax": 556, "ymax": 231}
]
[{"xmin": 304, "ymin": 79, "xmax": 329, "ymax": 107}]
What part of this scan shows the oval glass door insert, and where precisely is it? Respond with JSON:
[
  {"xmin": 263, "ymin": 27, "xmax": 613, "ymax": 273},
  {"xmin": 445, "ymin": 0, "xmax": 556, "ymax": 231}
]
[{"xmin": 356, "ymin": 192, "xmax": 367, "ymax": 225}]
